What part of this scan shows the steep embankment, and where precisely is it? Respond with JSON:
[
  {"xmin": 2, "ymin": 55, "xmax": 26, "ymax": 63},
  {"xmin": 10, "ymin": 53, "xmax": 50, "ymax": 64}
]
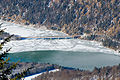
[{"xmin": 0, "ymin": 0, "xmax": 119, "ymax": 51}]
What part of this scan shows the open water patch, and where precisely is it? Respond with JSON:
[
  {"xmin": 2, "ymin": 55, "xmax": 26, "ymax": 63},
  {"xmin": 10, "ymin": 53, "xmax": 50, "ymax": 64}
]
[{"xmin": 8, "ymin": 50, "xmax": 120, "ymax": 70}]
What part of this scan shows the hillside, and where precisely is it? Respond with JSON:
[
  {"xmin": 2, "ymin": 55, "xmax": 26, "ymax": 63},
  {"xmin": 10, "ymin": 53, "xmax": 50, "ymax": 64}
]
[
  {"xmin": 9, "ymin": 62, "xmax": 120, "ymax": 80},
  {"xmin": 0, "ymin": 0, "xmax": 120, "ymax": 51},
  {"xmin": 33, "ymin": 64, "xmax": 120, "ymax": 80},
  {"xmin": 8, "ymin": 62, "xmax": 120, "ymax": 80}
]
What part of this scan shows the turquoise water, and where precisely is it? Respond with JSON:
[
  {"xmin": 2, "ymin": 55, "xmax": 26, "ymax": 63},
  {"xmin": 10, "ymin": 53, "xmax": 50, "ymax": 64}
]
[{"xmin": 8, "ymin": 50, "xmax": 120, "ymax": 70}]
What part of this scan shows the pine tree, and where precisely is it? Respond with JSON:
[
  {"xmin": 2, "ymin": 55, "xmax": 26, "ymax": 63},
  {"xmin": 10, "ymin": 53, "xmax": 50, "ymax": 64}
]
[{"xmin": 0, "ymin": 23, "xmax": 31, "ymax": 80}]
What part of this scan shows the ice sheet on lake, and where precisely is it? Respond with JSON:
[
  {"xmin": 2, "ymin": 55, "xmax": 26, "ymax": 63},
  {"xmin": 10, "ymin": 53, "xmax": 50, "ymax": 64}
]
[
  {"xmin": 2, "ymin": 39, "xmax": 116, "ymax": 55},
  {"xmin": 0, "ymin": 20, "xmax": 67, "ymax": 37},
  {"xmin": 0, "ymin": 20, "xmax": 118, "ymax": 55}
]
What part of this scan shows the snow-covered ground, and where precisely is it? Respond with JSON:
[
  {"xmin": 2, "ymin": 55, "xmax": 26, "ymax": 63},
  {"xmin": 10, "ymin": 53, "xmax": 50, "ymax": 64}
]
[
  {"xmin": 23, "ymin": 69, "xmax": 60, "ymax": 80},
  {"xmin": 0, "ymin": 20, "xmax": 119, "ymax": 55}
]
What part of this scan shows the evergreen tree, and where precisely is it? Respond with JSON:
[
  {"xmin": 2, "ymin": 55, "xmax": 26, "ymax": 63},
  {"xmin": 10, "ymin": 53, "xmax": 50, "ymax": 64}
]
[{"xmin": 0, "ymin": 24, "xmax": 30, "ymax": 80}]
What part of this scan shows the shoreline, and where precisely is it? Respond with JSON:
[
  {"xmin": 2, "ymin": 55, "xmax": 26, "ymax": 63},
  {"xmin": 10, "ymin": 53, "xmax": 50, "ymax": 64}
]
[
  {"xmin": 13, "ymin": 62, "xmax": 120, "ymax": 80},
  {"xmin": 0, "ymin": 20, "xmax": 119, "ymax": 55}
]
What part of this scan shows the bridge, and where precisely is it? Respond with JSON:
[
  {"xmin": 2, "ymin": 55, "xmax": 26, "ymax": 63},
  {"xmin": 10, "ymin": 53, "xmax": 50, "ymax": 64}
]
[{"xmin": 19, "ymin": 35, "xmax": 81, "ymax": 40}]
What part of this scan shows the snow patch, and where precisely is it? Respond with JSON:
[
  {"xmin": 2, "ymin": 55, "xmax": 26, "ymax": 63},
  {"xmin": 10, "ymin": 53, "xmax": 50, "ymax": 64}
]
[{"xmin": 23, "ymin": 69, "xmax": 60, "ymax": 80}]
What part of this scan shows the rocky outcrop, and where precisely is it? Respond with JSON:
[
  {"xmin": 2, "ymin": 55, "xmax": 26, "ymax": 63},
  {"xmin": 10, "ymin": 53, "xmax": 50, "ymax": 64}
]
[{"xmin": 0, "ymin": 31, "xmax": 20, "ymax": 40}]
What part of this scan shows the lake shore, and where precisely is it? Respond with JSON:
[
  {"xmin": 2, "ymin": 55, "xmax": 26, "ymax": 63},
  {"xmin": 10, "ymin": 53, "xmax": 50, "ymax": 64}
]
[{"xmin": 0, "ymin": 20, "xmax": 119, "ymax": 55}]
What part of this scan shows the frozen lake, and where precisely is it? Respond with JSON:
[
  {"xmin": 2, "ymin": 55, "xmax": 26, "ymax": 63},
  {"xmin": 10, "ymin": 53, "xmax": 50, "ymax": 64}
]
[{"xmin": 0, "ymin": 20, "xmax": 120, "ymax": 70}]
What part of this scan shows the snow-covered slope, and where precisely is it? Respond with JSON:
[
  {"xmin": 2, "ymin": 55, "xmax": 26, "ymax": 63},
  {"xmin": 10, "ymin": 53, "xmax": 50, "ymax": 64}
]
[
  {"xmin": 0, "ymin": 20, "xmax": 118, "ymax": 55},
  {"xmin": 23, "ymin": 69, "xmax": 60, "ymax": 80}
]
